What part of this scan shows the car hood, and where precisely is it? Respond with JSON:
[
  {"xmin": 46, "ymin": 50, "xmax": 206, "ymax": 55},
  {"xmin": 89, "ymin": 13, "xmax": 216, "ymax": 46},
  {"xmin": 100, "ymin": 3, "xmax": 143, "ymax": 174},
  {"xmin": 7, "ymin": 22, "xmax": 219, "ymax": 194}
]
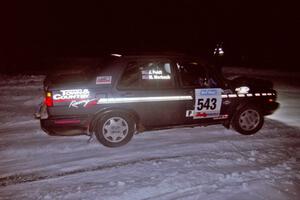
[{"xmin": 228, "ymin": 76, "xmax": 273, "ymax": 90}]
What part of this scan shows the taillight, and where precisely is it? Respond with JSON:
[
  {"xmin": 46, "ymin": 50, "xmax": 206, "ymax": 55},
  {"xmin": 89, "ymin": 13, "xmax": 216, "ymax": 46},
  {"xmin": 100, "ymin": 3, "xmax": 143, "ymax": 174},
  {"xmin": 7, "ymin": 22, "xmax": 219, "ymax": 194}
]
[{"xmin": 44, "ymin": 91, "xmax": 53, "ymax": 107}]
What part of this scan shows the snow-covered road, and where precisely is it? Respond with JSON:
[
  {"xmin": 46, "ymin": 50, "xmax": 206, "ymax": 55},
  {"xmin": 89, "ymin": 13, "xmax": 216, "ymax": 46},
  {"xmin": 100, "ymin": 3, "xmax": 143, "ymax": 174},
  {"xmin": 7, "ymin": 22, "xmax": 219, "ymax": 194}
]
[{"xmin": 0, "ymin": 69, "xmax": 299, "ymax": 200}]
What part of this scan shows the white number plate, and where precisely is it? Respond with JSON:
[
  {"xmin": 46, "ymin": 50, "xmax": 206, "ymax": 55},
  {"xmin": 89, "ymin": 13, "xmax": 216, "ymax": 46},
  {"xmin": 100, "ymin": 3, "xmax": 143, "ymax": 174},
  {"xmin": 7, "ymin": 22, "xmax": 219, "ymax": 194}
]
[{"xmin": 194, "ymin": 88, "xmax": 222, "ymax": 119}]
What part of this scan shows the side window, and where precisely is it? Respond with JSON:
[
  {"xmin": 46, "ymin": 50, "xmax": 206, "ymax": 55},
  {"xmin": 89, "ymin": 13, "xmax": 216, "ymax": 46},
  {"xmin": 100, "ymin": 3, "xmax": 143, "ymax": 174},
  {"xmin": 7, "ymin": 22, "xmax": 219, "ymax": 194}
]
[
  {"xmin": 118, "ymin": 62, "xmax": 140, "ymax": 88},
  {"xmin": 118, "ymin": 61, "xmax": 174, "ymax": 90},
  {"xmin": 177, "ymin": 62, "xmax": 219, "ymax": 88}
]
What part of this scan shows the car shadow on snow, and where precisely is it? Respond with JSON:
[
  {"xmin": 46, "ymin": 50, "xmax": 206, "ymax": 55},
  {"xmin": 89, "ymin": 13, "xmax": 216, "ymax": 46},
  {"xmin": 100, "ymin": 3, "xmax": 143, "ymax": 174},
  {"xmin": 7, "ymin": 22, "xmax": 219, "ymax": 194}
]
[{"xmin": 261, "ymin": 118, "xmax": 300, "ymax": 138}]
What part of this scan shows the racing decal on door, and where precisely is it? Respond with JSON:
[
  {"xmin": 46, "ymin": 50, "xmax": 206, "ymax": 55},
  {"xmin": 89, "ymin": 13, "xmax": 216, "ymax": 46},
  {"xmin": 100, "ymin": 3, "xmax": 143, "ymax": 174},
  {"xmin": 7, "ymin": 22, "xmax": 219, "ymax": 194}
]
[
  {"xmin": 53, "ymin": 89, "xmax": 90, "ymax": 101},
  {"xmin": 194, "ymin": 88, "xmax": 222, "ymax": 119},
  {"xmin": 69, "ymin": 98, "xmax": 98, "ymax": 108}
]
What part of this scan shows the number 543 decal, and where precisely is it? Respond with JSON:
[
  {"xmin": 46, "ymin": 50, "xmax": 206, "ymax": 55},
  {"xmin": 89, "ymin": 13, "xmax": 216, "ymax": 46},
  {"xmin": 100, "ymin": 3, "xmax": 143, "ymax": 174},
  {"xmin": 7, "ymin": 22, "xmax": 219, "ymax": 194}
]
[{"xmin": 194, "ymin": 88, "xmax": 222, "ymax": 119}]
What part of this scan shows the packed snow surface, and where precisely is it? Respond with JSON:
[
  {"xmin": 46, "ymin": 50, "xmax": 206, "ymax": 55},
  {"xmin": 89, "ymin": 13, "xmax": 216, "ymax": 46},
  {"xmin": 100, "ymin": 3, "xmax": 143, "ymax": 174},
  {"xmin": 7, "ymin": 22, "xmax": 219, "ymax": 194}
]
[{"xmin": 0, "ymin": 68, "xmax": 299, "ymax": 200}]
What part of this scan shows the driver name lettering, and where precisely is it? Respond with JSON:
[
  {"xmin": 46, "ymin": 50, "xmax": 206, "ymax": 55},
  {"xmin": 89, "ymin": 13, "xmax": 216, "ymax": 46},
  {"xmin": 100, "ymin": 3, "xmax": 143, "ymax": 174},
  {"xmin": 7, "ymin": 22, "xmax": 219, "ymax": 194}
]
[{"xmin": 142, "ymin": 70, "xmax": 171, "ymax": 80}]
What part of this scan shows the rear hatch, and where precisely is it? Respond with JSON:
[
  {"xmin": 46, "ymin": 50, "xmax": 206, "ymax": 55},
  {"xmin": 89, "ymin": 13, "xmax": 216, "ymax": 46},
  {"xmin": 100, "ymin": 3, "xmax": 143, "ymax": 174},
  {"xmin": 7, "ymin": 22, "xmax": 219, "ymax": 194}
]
[
  {"xmin": 44, "ymin": 72, "xmax": 99, "ymax": 109},
  {"xmin": 51, "ymin": 88, "xmax": 98, "ymax": 108}
]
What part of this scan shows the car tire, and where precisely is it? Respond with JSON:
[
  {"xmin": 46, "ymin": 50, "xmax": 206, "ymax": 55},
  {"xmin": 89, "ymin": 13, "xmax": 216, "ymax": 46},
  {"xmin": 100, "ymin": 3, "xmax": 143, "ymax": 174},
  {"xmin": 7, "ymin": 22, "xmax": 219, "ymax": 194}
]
[
  {"xmin": 232, "ymin": 105, "xmax": 264, "ymax": 135},
  {"xmin": 95, "ymin": 112, "xmax": 135, "ymax": 147}
]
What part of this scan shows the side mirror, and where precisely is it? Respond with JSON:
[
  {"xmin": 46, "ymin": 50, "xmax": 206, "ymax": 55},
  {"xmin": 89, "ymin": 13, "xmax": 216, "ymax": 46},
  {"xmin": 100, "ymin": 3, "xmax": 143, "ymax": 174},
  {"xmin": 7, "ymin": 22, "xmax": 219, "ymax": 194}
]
[
  {"xmin": 213, "ymin": 42, "xmax": 225, "ymax": 69},
  {"xmin": 213, "ymin": 42, "xmax": 224, "ymax": 56}
]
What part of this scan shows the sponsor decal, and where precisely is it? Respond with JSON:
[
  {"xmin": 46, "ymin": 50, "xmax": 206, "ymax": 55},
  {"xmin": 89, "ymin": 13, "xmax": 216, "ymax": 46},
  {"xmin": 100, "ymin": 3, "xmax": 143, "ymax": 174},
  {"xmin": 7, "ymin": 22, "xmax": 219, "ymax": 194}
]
[
  {"xmin": 195, "ymin": 112, "xmax": 208, "ymax": 117},
  {"xmin": 53, "ymin": 89, "xmax": 90, "ymax": 100},
  {"xmin": 186, "ymin": 110, "xmax": 228, "ymax": 119},
  {"xmin": 199, "ymin": 89, "xmax": 218, "ymax": 96},
  {"xmin": 186, "ymin": 110, "xmax": 195, "ymax": 117},
  {"xmin": 213, "ymin": 114, "xmax": 229, "ymax": 120},
  {"xmin": 69, "ymin": 99, "xmax": 97, "ymax": 108},
  {"xmin": 96, "ymin": 76, "xmax": 112, "ymax": 84},
  {"xmin": 186, "ymin": 110, "xmax": 227, "ymax": 119},
  {"xmin": 194, "ymin": 88, "xmax": 222, "ymax": 119}
]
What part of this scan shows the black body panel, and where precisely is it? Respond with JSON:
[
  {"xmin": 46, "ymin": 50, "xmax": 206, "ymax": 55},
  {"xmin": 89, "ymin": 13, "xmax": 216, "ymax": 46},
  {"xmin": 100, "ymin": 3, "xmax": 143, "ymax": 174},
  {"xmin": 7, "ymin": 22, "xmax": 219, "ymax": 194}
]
[{"xmin": 38, "ymin": 55, "xmax": 279, "ymax": 137}]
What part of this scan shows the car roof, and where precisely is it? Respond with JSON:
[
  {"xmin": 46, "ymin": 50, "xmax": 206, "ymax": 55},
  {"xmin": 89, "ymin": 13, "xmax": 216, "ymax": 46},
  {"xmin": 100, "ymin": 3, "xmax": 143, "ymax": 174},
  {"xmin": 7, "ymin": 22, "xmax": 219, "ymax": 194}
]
[{"xmin": 110, "ymin": 52, "xmax": 208, "ymax": 63}]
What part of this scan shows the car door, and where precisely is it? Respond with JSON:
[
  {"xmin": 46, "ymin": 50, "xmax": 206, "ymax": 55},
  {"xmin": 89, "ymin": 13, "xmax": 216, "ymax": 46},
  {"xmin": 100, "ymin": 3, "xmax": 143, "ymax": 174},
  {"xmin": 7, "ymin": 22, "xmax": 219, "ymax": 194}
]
[
  {"xmin": 115, "ymin": 58, "xmax": 189, "ymax": 128},
  {"xmin": 175, "ymin": 60, "xmax": 230, "ymax": 124}
]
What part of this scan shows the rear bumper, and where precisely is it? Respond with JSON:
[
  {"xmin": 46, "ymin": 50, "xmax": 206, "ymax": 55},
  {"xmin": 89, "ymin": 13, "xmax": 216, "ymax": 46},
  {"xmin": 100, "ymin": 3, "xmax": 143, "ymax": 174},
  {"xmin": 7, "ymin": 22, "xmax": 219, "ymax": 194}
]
[
  {"xmin": 40, "ymin": 116, "xmax": 90, "ymax": 136},
  {"xmin": 263, "ymin": 102, "xmax": 280, "ymax": 115}
]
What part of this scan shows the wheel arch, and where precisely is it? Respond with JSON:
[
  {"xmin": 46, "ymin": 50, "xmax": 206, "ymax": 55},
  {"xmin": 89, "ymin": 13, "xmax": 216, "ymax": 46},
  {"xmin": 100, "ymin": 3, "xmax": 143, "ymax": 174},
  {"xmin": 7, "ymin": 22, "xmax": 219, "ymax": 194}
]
[
  {"xmin": 230, "ymin": 102, "xmax": 264, "ymax": 135},
  {"xmin": 228, "ymin": 99, "xmax": 264, "ymax": 124},
  {"xmin": 89, "ymin": 107, "xmax": 140, "ymax": 133}
]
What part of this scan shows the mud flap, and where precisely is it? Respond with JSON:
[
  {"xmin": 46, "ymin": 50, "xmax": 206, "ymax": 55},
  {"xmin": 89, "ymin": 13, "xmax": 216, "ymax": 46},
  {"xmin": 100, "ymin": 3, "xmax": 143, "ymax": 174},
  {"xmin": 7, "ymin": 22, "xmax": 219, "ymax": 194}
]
[{"xmin": 34, "ymin": 102, "xmax": 48, "ymax": 119}]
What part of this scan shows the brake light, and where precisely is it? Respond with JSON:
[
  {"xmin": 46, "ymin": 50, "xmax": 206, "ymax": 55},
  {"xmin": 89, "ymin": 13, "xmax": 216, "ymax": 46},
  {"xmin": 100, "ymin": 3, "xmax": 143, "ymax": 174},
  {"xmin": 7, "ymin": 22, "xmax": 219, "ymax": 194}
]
[{"xmin": 44, "ymin": 91, "xmax": 53, "ymax": 107}]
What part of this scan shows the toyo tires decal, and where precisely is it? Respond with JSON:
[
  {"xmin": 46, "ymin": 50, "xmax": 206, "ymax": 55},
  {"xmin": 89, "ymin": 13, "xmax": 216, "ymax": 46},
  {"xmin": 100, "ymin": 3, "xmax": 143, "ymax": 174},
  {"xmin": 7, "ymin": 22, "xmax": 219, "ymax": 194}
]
[
  {"xmin": 53, "ymin": 89, "xmax": 90, "ymax": 100},
  {"xmin": 69, "ymin": 99, "xmax": 98, "ymax": 108}
]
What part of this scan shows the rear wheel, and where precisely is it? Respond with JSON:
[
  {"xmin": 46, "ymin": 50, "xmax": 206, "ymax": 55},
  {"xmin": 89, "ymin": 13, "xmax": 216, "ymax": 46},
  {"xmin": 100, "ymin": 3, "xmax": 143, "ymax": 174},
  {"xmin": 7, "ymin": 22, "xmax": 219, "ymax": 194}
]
[
  {"xmin": 95, "ymin": 113, "xmax": 135, "ymax": 147},
  {"xmin": 232, "ymin": 105, "xmax": 264, "ymax": 135}
]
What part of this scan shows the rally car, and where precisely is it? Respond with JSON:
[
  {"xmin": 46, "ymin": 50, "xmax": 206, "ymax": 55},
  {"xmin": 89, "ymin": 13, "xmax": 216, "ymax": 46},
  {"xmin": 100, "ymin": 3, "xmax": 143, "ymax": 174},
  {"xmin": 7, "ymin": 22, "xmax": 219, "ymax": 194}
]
[{"xmin": 37, "ymin": 54, "xmax": 279, "ymax": 147}]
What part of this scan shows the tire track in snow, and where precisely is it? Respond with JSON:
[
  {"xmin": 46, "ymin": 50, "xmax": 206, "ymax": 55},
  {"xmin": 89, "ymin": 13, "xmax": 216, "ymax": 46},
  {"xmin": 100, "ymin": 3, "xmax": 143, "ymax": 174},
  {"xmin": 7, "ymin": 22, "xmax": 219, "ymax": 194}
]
[
  {"xmin": 0, "ymin": 154, "xmax": 191, "ymax": 187},
  {"xmin": 1, "ymin": 125, "xmax": 298, "ymax": 187},
  {"xmin": 0, "ymin": 146, "xmax": 294, "ymax": 188}
]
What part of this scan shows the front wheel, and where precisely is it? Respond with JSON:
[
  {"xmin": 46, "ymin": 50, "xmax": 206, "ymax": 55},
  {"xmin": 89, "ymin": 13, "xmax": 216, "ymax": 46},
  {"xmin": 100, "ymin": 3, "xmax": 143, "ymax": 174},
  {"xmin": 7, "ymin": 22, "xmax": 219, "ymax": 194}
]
[
  {"xmin": 232, "ymin": 105, "xmax": 264, "ymax": 135},
  {"xmin": 95, "ymin": 113, "xmax": 135, "ymax": 147}
]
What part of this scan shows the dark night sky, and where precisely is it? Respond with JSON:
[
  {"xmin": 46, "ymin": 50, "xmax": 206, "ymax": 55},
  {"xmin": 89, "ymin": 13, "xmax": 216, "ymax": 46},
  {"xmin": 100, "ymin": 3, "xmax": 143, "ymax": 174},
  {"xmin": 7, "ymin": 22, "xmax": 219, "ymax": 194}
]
[{"xmin": 1, "ymin": 1, "xmax": 298, "ymax": 72}]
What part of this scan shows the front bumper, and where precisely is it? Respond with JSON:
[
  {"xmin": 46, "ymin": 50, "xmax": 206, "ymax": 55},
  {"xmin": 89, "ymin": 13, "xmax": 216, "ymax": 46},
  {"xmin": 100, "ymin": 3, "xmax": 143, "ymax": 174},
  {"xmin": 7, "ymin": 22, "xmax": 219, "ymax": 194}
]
[
  {"xmin": 263, "ymin": 101, "xmax": 280, "ymax": 115},
  {"xmin": 40, "ymin": 116, "xmax": 90, "ymax": 136}
]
